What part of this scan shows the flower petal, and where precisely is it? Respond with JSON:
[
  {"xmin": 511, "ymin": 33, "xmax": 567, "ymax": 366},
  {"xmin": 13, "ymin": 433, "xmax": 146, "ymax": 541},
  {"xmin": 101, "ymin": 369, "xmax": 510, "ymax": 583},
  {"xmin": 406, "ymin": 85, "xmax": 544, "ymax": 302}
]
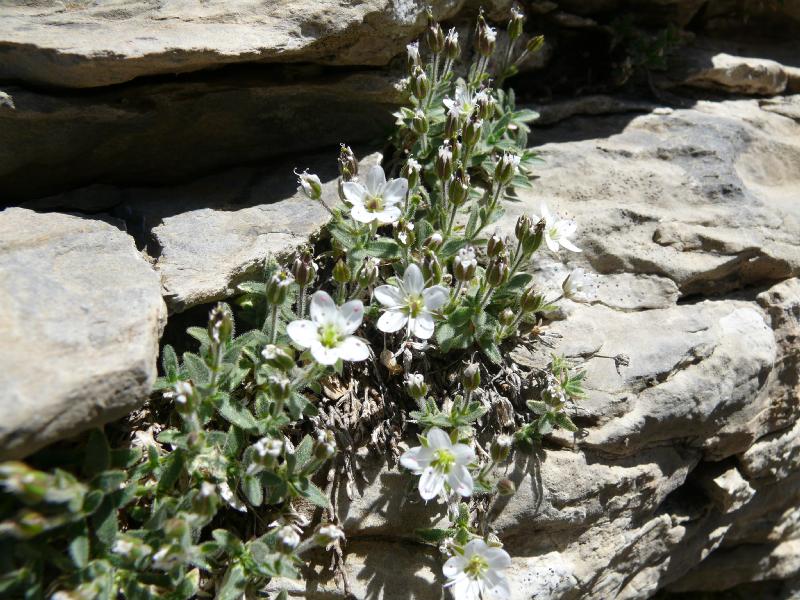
[
  {"xmin": 400, "ymin": 446, "xmax": 434, "ymax": 472},
  {"xmin": 422, "ymin": 285, "xmax": 449, "ymax": 311},
  {"xmin": 350, "ymin": 203, "xmax": 377, "ymax": 224},
  {"xmin": 310, "ymin": 341, "xmax": 339, "ymax": 366},
  {"xmin": 540, "ymin": 202, "xmax": 552, "ymax": 223},
  {"xmin": 443, "ymin": 555, "xmax": 467, "ymax": 579},
  {"xmin": 484, "ymin": 547, "xmax": 512, "ymax": 570},
  {"xmin": 342, "ymin": 181, "xmax": 367, "ymax": 206},
  {"xmin": 382, "ymin": 177, "xmax": 408, "ymax": 205},
  {"xmin": 374, "ymin": 285, "xmax": 404, "ymax": 307},
  {"xmin": 451, "ymin": 443, "xmax": 476, "ymax": 465},
  {"xmin": 412, "ymin": 311, "xmax": 435, "ymax": 339},
  {"xmin": 403, "ymin": 264, "xmax": 425, "ymax": 294},
  {"xmin": 365, "ymin": 164, "xmax": 386, "ymax": 195},
  {"xmin": 453, "ymin": 577, "xmax": 482, "ymax": 600},
  {"xmin": 375, "ymin": 206, "xmax": 402, "ymax": 224},
  {"xmin": 559, "ymin": 237, "xmax": 582, "ymax": 253},
  {"xmin": 339, "ymin": 300, "xmax": 365, "ymax": 334},
  {"xmin": 337, "ymin": 336, "xmax": 370, "ymax": 362},
  {"xmin": 557, "ymin": 219, "xmax": 578, "ymax": 236},
  {"xmin": 286, "ymin": 320, "xmax": 318, "ymax": 349},
  {"xmin": 310, "ymin": 291, "xmax": 337, "ymax": 325},
  {"xmin": 447, "ymin": 464, "xmax": 474, "ymax": 497},
  {"xmin": 485, "ymin": 572, "xmax": 511, "ymax": 600},
  {"xmin": 418, "ymin": 466, "xmax": 445, "ymax": 500},
  {"xmin": 545, "ymin": 234, "xmax": 559, "ymax": 253},
  {"xmin": 377, "ymin": 309, "xmax": 408, "ymax": 333},
  {"xmin": 426, "ymin": 427, "xmax": 451, "ymax": 450}
]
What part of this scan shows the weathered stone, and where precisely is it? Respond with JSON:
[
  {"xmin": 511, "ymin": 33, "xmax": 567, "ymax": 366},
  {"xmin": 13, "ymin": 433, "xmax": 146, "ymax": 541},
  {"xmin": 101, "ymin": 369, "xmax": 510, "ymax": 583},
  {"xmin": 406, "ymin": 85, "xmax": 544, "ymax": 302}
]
[
  {"xmin": 0, "ymin": 1, "xmax": 479, "ymax": 88},
  {"xmin": 684, "ymin": 53, "xmax": 789, "ymax": 95},
  {"xmin": 0, "ymin": 208, "xmax": 166, "ymax": 459},
  {"xmin": 1, "ymin": 71, "xmax": 399, "ymax": 201}
]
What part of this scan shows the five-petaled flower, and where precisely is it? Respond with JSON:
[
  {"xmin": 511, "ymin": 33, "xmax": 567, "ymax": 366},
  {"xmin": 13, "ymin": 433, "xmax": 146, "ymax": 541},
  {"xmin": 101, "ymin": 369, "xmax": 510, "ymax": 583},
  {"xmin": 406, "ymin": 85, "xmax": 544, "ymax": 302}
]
[
  {"xmin": 342, "ymin": 165, "xmax": 408, "ymax": 225},
  {"xmin": 538, "ymin": 202, "xmax": 581, "ymax": 253},
  {"xmin": 374, "ymin": 264, "xmax": 449, "ymax": 340},
  {"xmin": 286, "ymin": 291, "xmax": 370, "ymax": 366},
  {"xmin": 400, "ymin": 426, "xmax": 475, "ymax": 500},
  {"xmin": 443, "ymin": 538, "xmax": 511, "ymax": 600},
  {"xmin": 443, "ymin": 80, "xmax": 478, "ymax": 118}
]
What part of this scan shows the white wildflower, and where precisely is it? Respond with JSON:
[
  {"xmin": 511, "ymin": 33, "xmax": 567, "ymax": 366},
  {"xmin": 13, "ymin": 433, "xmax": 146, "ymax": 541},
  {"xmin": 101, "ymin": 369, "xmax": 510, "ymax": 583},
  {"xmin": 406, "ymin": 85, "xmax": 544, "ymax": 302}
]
[
  {"xmin": 538, "ymin": 203, "xmax": 580, "ymax": 253},
  {"xmin": 374, "ymin": 264, "xmax": 449, "ymax": 340},
  {"xmin": 296, "ymin": 169, "xmax": 322, "ymax": 200},
  {"xmin": 315, "ymin": 524, "xmax": 345, "ymax": 549},
  {"xmin": 443, "ymin": 80, "xmax": 476, "ymax": 117},
  {"xmin": 443, "ymin": 539, "xmax": 512, "ymax": 600},
  {"xmin": 341, "ymin": 164, "xmax": 407, "ymax": 225},
  {"xmin": 561, "ymin": 267, "xmax": 590, "ymax": 302},
  {"xmin": 400, "ymin": 427, "xmax": 475, "ymax": 500},
  {"xmin": 286, "ymin": 291, "xmax": 370, "ymax": 366}
]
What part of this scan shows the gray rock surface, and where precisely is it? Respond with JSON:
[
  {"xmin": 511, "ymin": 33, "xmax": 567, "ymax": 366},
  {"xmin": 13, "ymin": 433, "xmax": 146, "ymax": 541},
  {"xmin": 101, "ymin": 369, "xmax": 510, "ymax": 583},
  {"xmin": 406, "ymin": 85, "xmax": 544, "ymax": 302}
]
[{"xmin": 0, "ymin": 208, "xmax": 166, "ymax": 459}]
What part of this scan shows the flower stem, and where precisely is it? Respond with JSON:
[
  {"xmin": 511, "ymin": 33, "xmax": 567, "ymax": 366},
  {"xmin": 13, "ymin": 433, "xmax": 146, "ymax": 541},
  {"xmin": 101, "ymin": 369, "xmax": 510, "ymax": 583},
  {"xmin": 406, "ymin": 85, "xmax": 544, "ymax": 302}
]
[{"xmin": 269, "ymin": 305, "xmax": 279, "ymax": 344}]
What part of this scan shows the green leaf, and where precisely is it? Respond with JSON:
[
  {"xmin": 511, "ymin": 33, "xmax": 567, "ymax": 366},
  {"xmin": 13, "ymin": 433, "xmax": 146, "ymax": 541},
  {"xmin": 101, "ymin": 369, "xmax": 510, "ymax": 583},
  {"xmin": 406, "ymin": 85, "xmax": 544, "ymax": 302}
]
[
  {"xmin": 365, "ymin": 238, "xmax": 401, "ymax": 259},
  {"xmin": 161, "ymin": 344, "xmax": 179, "ymax": 380},
  {"xmin": 527, "ymin": 400, "xmax": 548, "ymax": 415},
  {"xmin": 513, "ymin": 108, "xmax": 540, "ymax": 124},
  {"xmin": 187, "ymin": 326, "xmax": 211, "ymax": 347},
  {"xmin": 294, "ymin": 477, "xmax": 330, "ymax": 509},
  {"xmin": 242, "ymin": 475, "xmax": 264, "ymax": 507},
  {"xmin": 111, "ymin": 446, "xmax": 142, "ymax": 469},
  {"xmin": 91, "ymin": 498, "xmax": 118, "ymax": 548},
  {"xmin": 216, "ymin": 563, "xmax": 247, "ymax": 600},
  {"xmin": 91, "ymin": 470, "xmax": 126, "ymax": 493},
  {"xmin": 440, "ymin": 237, "xmax": 467, "ymax": 257},
  {"xmin": 553, "ymin": 412, "xmax": 579, "ymax": 433},
  {"xmin": 174, "ymin": 568, "xmax": 200, "ymax": 600},
  {"xmin": 294, "ymin": 434, "xmax": 314, "ymax": 472},
  {"xmin": 415, "ymin": 527, "xmax": 456, "ymax": 544},
  {"xmin": 237, "ymin": 281, "xmax": 267, "ymax": 295},
  {"xmin": 68, "ymin": 529, "xmax": 90, "ymax": 569},
  {"xmin": 479, "ymin": 338, "xmax": 503, "ymax": 365},
  {"xmin": 182, "ymin": 352, "xmax": 211, "ymax": 385},
  {"xmin": 157, "ymin": 450, "xmax": 185, "ymax": 494},
  {"xmin": 217, "ymin": 396, "xmax": 258, "ymax": 431},
  {"xmin": 83, "ymin": 429, "xmax": 111, "ymax": 477}
]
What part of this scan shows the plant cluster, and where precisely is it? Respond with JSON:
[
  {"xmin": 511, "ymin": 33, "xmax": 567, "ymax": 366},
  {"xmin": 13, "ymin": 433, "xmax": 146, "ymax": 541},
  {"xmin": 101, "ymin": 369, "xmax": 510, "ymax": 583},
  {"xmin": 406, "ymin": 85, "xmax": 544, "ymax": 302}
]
[{"xmin": 0, "ymin": 7, "xmax": 609, "ymax": 600}]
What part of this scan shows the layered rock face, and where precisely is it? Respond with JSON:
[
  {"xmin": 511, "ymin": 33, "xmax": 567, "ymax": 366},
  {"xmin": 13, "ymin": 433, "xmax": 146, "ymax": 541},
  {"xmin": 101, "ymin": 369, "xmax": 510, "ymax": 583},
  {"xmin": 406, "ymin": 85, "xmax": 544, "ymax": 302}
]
[{"xmin": 1, "ymin": 0, "xmax": 799, "ymax": 597}]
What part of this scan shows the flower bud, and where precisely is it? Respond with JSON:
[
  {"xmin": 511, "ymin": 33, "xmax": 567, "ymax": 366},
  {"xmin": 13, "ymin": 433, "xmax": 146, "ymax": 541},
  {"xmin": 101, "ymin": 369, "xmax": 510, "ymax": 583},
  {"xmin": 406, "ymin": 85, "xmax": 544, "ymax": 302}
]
[
  {"xmin": 486, "ymin": 256, "xmax": 510, "ymax": 287},
  {"xmin": 424, "ymin": 232, "xmax": 444, "ymax": 251},
  {"xmin": 291, "ymin": 249, "xmax": 317, "ymax": 288},
  {"xmin": 497, "ymin": 478, "xmax": 516, "ymax": 496},
  {"xmin": 401, "ymin": 158, "xmax": 422, "ymax": 190},
  {"xmin": 475, "ymin": 90, "xmax": 496, "ymax": 120},
  {"xmin": 490, "ymin": 434, "xmax": 513, "ymax": 462},
  {"xmin": 296, "ymin": 170, "xmax": 322, "ymax": 200},
  {"xmin": 268, "ymin": 374, "xmax": 291, "ymax": 402},
  {"xmin": 356, "ymin": 257, "xmax": 380, "ymax": 288},
  {"xmin": 494, "ymin": 152, "xmax": 521, "ymax": 186},
  {"xmin": 444, "ymin": 107, "xmax": 460, "ymax": 139},
  {"xmin": 208, "ymin": 302, "xmax": 234, "ymax": 345},
  {"xmin": 444, "ymin": 27, "xmax": 460, "ymax": 60},
  {"xmin": 314, "ymin": 430, "xmax": 336, "ymax": 460},
  {"xmin": 422, "ymin": 251, "xmax": 442, "ymax": 285},
  {"xmin": 475, "ymin": 13, "xmax": 497, "ymax": 57},
  {"xmin": 450, "ymin": 167, "xmax": 470, "ymax": 207},
  {"xmin": 266, "ymin": 269, "xmax": 294, "ymax": 305},
  {"xmin": 463, "ymin": 115, "xmax": 483, "ymax": 149},
  {"xmin": 521, "ymin": 218, "xmax": 545, "ymax": 255},
  {"xmin": 462, "ymin": 362, "xmax": 481, "ymax": 392},
  {"xmin": 333, "ymin": 259, "xmax": 351, "ymax": 284},
  {"xmin": 509, "ymin": 5, "xmax": 525, "ymax": 41},
  {"xmin": 515, "ymin": 214, "xmax": 533, "ymax": 242},
  {"xmin": 406, "ymin": 41, "xmax": 421, "ymax": 73},
  {"xmin": 338, "ymin": 144, "xmax": 358, "ymax": 182},
  {"xmin": 394, "ymin": 219, "xmax": 416, "ymax": 247},
  {"xmin": 435, "ymin": 143, "xmax": 453, "ymax": 180},
  {"xmin": 406, "ymin": 373, "xmax": 428, "ymax": 401},
  {"xmin": 526, "ymin": 34, "xmax": 545, "ymax": 55},
  {"xmin": 314, "ymin": 524, "xmax": 345, "ymax": 550},
  {"xmin": 499, "ymin": 307, "xmax": 515, "ymax": 327},
  {"xmin": 261, "ymin": 345, "xmax": 295, "ymax": 371},
  {"xmin": 486, "ymin": 233, "xmax": 506, "ymax": 258},
  {"xmin": 453, "ymin": 246, "xmax": 477, "ymax": 282},
  {"xmin": 411, "ymin": 65, "xmax": 429, "ymax": 101},
  {"xmin": 253, "ymin": 437, "xmax": 284, "ymax": 465},
  {"xmin": 426, "ymin": 10, "xmax": 445, "ymax": 54},
  {"xmin": 520, "ymin": 286, "xmax": 543, "ymax": 313},
  {"xmin": 173, "ymin": 380, "xmax": 197, "ymax": 414},
  {"xmin": 450, "ymin": 138, "xmax": 463, "ymax": 165},
  {"xmin": 411, "ymin": 109, "xmax": 429, "ymax": 135},
  {"xmin": 276, "ymin": 525, "xmax": 300, "ymax": 553}
]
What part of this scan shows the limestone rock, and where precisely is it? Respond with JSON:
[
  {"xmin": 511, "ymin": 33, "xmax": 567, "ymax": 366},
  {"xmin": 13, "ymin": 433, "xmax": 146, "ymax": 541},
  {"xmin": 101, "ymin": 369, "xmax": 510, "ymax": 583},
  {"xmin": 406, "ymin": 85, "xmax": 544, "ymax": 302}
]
[
  {"xmin": 0, "ymin": 208, "xmax": 166, "ymax": 459},
  {"xmin": 684, "ymin": 53, "xmax": 788, "ymax": 95},
  {"xmin": 0, "ymin": 1, "xmax": 474, "ymax": 88}
]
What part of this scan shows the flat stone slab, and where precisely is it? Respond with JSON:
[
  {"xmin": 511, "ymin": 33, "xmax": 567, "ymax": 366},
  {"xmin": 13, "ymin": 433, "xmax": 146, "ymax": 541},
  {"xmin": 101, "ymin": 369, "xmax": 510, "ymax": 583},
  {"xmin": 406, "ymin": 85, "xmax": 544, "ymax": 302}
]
[{"xmin": 0, "ymin": 208, "xmax": 166, "ymax": 459}]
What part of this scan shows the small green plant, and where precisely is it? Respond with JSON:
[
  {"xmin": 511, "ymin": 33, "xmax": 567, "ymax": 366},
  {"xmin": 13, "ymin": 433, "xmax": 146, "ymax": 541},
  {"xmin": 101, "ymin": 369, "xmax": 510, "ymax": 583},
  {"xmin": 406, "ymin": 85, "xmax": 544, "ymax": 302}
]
[{"xmin": 0, "ymin": 6, "xmax": 617, "ymax": 600}]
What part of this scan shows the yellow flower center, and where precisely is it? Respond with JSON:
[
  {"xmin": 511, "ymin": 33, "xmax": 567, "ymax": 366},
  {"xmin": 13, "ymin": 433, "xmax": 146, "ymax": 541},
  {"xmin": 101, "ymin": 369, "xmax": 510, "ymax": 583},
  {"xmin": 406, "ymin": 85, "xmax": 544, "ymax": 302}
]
[
  {"xmin": 319, "ymin": 324, "xmax": 342, "ymax": 348},
  {"xmin": 430, "ymin": 448, "xmax": 455, "ymax": 472},
  {"xmin": 407, "ymin": 294, "xmax": 424, "ymax": 318},
  {"xmin": 365, "ymin": 194, "xmax": 385, "ymax": 212},
  {"xmin": 464, "ymin": 554, "xmax": 489, "ymax": 579}
]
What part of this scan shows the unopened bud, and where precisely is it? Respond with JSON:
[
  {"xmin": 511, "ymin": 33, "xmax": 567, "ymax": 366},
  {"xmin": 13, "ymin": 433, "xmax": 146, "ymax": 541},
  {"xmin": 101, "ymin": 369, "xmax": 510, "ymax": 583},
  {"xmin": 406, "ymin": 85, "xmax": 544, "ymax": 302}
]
[
  {"xmin": 486, "ymin": 233, "xmax": 506, "ymax": 258},
  {"xmin": 515, "ymin": 214, "xmax": 533, "ymax": 242},
  {"xmin": 296, "ymin": 170, "xmax": 322, "ymax": 200},
  {"xmin": 411, "ymin": 65, "xmax": 429, "ymax": 101},
  {"xmin": 450, "ymin": 168, "xmax": 470, "ymax": 207},
  {"xmin": 356, "ymin": 257, "xmax": 380, "ymax": 288},
  {"xmin": 261, "ymin": 345, "xmax": 295, "ymax": 371},
  {"xmin": 494, "ymin": 152, "xmax": 521, "ymax": 186},
  {"xmin": 411, "ymin": 109, "xmax": 429, "ymax": 135},
  {"xmin": 463, "ymin": 115, "xmax": 483, "ymax": 149},
  {"xmin": 435, "ymin": 144, "xmax": 453, "ymax": 180},
  {"xmin": 462, "ymin": 362, "xmax": 481, "ymax": 392},
  {"xmin": 522, "ymin": 218, "xmax": 545, "ymax": 255},
  {"xmin": 208, "ymin": 302, "xmax": 233, "ymax": 344},
  {"xmin": 475, "ymin": 13, "xmax": 497, "ymax": 57},
  {"xmin": 486, "ymin": 256, "xmax": 510, "ymax": 287},
  {"xmin": 266, "ymin": 269, "xmax": 294, "ymax": 305},
  {"xmin": 426, "ymin": 10, "xmax": 445, "ymax": 54},
  {"xmin": 526, "ymin": 35, "xmax": 545, "ymax": 55},
  {"xmin": 491, "ymin": 434, "xmax": 513, "ymax": 462},
  {"xmin": 424, "ymin": 232, "xmax": 444, "ymax": 251},
  {"xmin": 276, "ymin": 525, "xmax": 301, "ymax": 553},
  {"xmin": 520, "ymin": 286, "xmax": 543, "ymax": 313},
  {"xmin": 291, "ymin": 249, "xmax": 317, "ymax": 288},
  {"xmin": 406, "ymin": 373, "xmax": 428, "ymax": 400},
  {"xmin": 401, "ymin": 158, "xmax": 422, "ymax": 190},
  {"xmin": 333, "ymin": 259, "xmax": 351, "ymax": 284},
  {"xmin": 509, "ymin": 5, "xmax": 525, "ymax": 41},
  {"xmin": 499, "ymin": 307, "xmax": 515, "ymax": 327},
  {"xmin": 453, "ymin": 246, "xmax": 477, "ymax": 282},
  {"xmin": 423, "ymin": 251, "xmax": 443, "ymax": 284},
  {"xmin": 497, "ymin": 478, "xmax": 516, "ymax": 496},
  {"xmin": 268, "ymin": 374, "xmax": 291, "ymax": 402},
  {"xmin": 338, "ymin": 144, "xmax": 358, "ymax": 182}
]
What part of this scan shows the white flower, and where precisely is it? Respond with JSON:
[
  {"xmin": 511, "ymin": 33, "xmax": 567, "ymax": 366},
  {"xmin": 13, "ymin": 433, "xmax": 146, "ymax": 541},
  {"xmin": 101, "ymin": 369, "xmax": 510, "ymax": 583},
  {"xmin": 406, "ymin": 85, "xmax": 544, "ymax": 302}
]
[
  {"xmin": 254, "ymin": 437, "xmax": 283, "ymax": 458},
  {"xmin": 443, "ymin": 80, "xmax": 475, "ymax": 117},
  {"xmin": 407, "ymin": 41, "xmax": 420, "ymax": 65},
  {"xmin": 561, "ymin": 267, "xmax": 590, "ymax": 302},
  {"xmin": 277, "ymin": 525, "xmax": 301, "ymax": 552},
  {"xmin": 315, "ymin": 524, "xmax": 345, "ymax": 549},
  {"xmin": 400, "ymin": 427, "xmax": 475, "ymax": 500},
  {"xmin": 219, "ymin": 481, "xmax": 247, "ymax": 512},
  {"xmin": 112, "ymin": 538, "xmax": 135, "ymax": 557},
  {"xmin": 296, "ymin": 169, "xmax": 322, "ymax": 200},
  {"xmin": 342, "ymin": 164, "xmax": 407, "ymax": 224},
  {"xmin": 539, "ymin": 203, "xmax": 581, "ymax": 253},
  {"xmin": 374, "ymin": 264, "xmax": 449, "ymax": 340},
  {"xmin": 286, "ymin": 291, "xmax": 370, "ymax": 365},
  {"xmin": 443, "ymin": 539, "xmax": 511, "ymax": 600}
]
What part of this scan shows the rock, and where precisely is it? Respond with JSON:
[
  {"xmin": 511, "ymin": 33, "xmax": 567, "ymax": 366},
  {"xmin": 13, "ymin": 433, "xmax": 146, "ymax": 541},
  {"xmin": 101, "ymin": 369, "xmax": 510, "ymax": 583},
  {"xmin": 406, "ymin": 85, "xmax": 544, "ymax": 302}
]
[
  {"xmin": 761, "ymin": 96, "xmax": 800, "ymax": 122},
  {"xmin": 696, "ymin": 464, "xmax": 756, "ymax": 513},
  {"xmin": 1, "ymin": 70, "xmax": 399, "ymax": 201},
  {"xmin": 0, "ymin": 1, "xmax": 477, "ymax": 88},
  {"xmin": 0, "ymin": 208, "xmax": 166, "ymax": 459},
  {"xmin": 684, "ymin": 53, "xmax": 788, "ymax": 95}
]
